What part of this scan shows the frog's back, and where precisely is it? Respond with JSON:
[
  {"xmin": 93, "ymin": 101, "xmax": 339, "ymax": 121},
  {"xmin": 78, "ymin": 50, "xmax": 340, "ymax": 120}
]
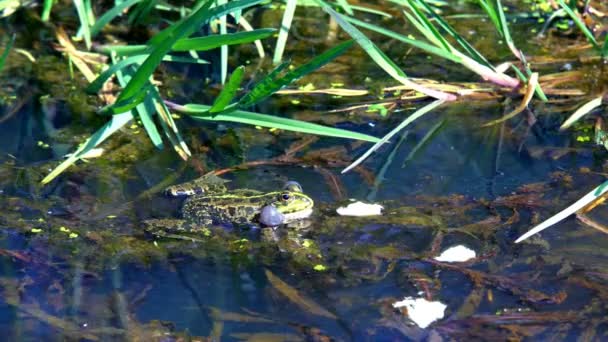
[{"xmin": 182, "ymin": 189, "xmax": 273, "ymax": 226}]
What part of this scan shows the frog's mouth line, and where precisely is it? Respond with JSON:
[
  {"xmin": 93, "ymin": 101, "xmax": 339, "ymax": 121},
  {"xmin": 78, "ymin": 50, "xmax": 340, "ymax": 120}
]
[{"xmin": 283, "ymin": 208, "xmax": 313, "ymax": 223}]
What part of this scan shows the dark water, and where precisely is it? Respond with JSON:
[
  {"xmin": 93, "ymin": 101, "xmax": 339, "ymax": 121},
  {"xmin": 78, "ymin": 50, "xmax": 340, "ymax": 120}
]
[{"xmin": 1, "ymin": 2, "xmax": 608, "ymax": 341}]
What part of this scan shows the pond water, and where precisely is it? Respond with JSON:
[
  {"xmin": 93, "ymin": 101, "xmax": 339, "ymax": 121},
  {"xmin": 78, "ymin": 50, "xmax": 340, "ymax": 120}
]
[{"xmin": 1, "ymin": 1, "xmax": 608, "ymax": 341}]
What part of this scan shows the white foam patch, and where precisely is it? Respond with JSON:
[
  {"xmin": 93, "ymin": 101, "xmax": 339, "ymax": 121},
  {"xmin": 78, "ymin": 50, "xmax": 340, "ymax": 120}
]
[
  {"xmin": 434, "ymin": 245, "xmax": 476, "ymax": 262},
  {"xmin": 336, "ymin": 201, "xmax": 383, "ymax": 216},
  {"xmin": 392, "ymin": 297, "xmax": 447, "ymax": 328}
]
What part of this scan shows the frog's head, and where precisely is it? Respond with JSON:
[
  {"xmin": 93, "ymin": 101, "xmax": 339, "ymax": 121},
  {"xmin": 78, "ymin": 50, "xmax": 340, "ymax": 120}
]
[{"xmin": 260, "ymin": 183, "xmax": 314, "ymax": 226}]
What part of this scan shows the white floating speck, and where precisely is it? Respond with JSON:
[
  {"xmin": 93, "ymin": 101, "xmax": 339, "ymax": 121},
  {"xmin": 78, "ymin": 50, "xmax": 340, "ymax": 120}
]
[
  {"xmin": 392, "ymin": 297, "xmax": 447, "ymax": 328},
  {"xmin": 434, "ymin": 245, "xmax": 476, "ymax": 263},
  {"xmin": 336, "ymin": 201, "xmax": 383, "ymax": 216}
]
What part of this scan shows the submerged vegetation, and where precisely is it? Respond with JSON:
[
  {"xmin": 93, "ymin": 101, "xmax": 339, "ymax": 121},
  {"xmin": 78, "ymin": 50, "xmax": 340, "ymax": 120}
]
[{"xmin": 1, "ymin": 0, "xmax": 608, "ymax": 339}]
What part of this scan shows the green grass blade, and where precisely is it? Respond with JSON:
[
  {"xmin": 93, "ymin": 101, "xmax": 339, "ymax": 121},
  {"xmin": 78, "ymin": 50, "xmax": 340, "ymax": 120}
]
[
  {"xmin": 217, "ymin": 0, "xmax": 228, "ymax": 83},
  {"xmin": 342, "ymin": 99, "xmax": 445, "ymax": 173},
  {"xmin": 321, "ymin": 3, "xmax": 456, "ymax": 100},
  {"xmin": 0, "ymin": 34, "xmax": 15, "ymax": 73},
  {"xmin": 73, "ymin": 0, "xmax": 92, "ymax": 50},
  {"xmin": 559, "ymin": 96, "xmax": 603, "ymax": 130},
  {"xmin": 416, "ymin": 0, "xmax": 492, "ymax": 67},
  {"xmin": 98, "ymin": 29, "xmax": 276, "ymax": 56},
  {"xmin": 349, "ymin": 5, "xmax": 391, "ymax": 17},
  {"xmin": 344, "ymin": 16, "xmax": 462, "ymax": 63},
  {"xmin": 172, "ymin": 29, "xmax": 276, "ymax": 51},
  {"xmin": 41, "ymin": 112, "xmax": 133, "ymax": 184},
  {"xmin": 556, "ymin": 0, "xmax": 601, "ymax": 54},
  {"xmin": 515, "ymin": 180, "xmax": 608, "ymax": 243},
  {"xmin": 273, "ymin": 0, "xmax": 297, "ymax": 65},
  {"xmin": 404, "ymin": 0, "xmax": 452, "ymax": 52},
  {"xmin": 116, "ymin": 0, "xmax": 262, "ymax": 106},
  {"xmin": 210, "ymin": 66, "xmax": 245, "ymax": 113},
  {"xmin": 87, "ymin": 54, "xmax": 208, "ymax": 94},
  {"xmin": 90, "ymin": 0, "xmax": 142, "ymax": 37},
  {"xmin": 240, "ymin": 40, "xmax": 354, "ymax": 107},
  {"xmin": 42, "ymin": 0, "xmax": 54, "ymax": 21},
  {"xmin": 238, "ymin": 60, "xmax": 291, "ymax": 107},
  {"xmin": 336, "ymin": 0, "xmax": 354, "ymax": 15},
  {"xmin": 477, "ymin": 0, "xmax": 500, "ymax": 29},
  {"xmin": 120, "ymin": 65, "xmax": 163, "ymax": 148},
  {"xmin": 188, "ymin": 106, "xmax": 380, "ymax": 142}
]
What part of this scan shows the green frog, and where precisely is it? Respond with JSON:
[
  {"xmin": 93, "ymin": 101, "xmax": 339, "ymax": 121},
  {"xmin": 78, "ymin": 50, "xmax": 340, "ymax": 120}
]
[{"xmin": 144, "ymin": 175, "xmax": 314, "ymax": 239}]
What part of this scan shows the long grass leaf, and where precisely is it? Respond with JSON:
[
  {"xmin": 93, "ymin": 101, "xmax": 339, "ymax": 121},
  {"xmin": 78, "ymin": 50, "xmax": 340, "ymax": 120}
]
[
  {"xmin": 87, "ymin": 54, "xmax": 208, "ymax": 94},
  {"xmin": 404, "ymin": 0, "xmax": 452, "ymax": 52},
  {"xmin": 42, "ymin": 0, "xmax": 54, "ymax": 21},
  {"xmin": 98, "ymin": 29, "xmax": 275, "ymax": 56},
  {"xmin": 559, "ymin": 96, "xmax": 603, "ymax": 130},
  {"xmin": 417, "ymin": 0, "xmax": 491, "ymax": 67},
  {"xmin": 321, "ymin": 4, "xmax": 456, "ymax": 100},
  {"xmin": 556, "ymin": 0, "xmax": 601, "ymax": 54},
  {"xmin": 116, "ymin": 0, "xmax": 262, "ymax": 106},
  {"xmin": 210, "ymin": 66, "xmax": 245, "ymax": 113},
  {"xmin": 344, "ymin": 16, "xmax": 462, "ymax": 63},
  {"xmin": 342, "ymin": 99, "xmax": 445, "ymax": 173},
  {"xmin": 41, "ymin": 112, "xmax": 133, "ymax": 184},
  {"xmin": 237, "ymin": 15, "xmax": 266, "ymax": 57},
  {"xmin": 90, "ymin": 0, "xmax": 142, "ymax": 37},
  {"xmin": 0, "ymin": 34, "xmax": 15, "ymax": 73},
  {"xmin": 238, "ymin": 60, "xmax": 291, "ymax": 107},
  {"xmin": 515, "ymin": 180, "xmax": 608, "ymax": 243},
  {"xmin": 241, "ymin": 40, "xmax": 355, "ymax": 107},
  {"xmin": 187, "ymin": 106, "xmax": 380, "ymax": 142},
  {"xmin": 273, "ymin": 0, "xmax": 297, "ymax": 65},
  {"xmin": 173, "ymin": 29, "xmax": 276, "ymax": 51},
  {"xmin": 217, "ymin": 0, "xmax": 228, "ymax": 83},
  {"xmin": 73, "ymin": 0, "xmax": 92, "ymax": 50},
  {"xmin": 119, "ymin": 65, "xmax": 163, "ymax": 148},
  {"xmin": 151, "ymin": 91, "xmax": 191, "ymax": 159}
]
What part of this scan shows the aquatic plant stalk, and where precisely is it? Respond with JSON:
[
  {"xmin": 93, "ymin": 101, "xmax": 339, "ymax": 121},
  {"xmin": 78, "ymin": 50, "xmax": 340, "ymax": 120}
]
[
  {"xmin": 321, "ymin": 4, "xmax": 457, "ymax": 101},
  {"xmin": 342, "ymin": 99, "xmax": 445, "ymax": 173},
  {"xmin": 515, "ymin": 180, "xmax": 608, "ymax": 243},
  {"xmin": 560, "ymin": 96, "xmax": 604, "ymax": 130}
]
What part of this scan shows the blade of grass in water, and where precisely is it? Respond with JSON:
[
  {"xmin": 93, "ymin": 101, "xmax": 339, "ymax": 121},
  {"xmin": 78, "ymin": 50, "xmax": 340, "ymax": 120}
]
[
  {"xmin": 556, "ymin": 0, "xmax": 601, "ymax": 55},
  {"xmin": 180, "ymin": 105, "xmax": 381, "ymax": 142},
  {"xmin": 342, "ymin": 99, "xmax": 445, "ymax": 173},
  {"xmin": 217, "ymin": 0, "xmax": 228, "ymax": 83},
  {"xmin": 515, "ymin": 180, "xmax": 608, "ymax": 243},
  {"xmin": 115, "ymin": 0, "xmax": 262, "ymax": 110},
  {"xmin": 273, "ymin": 0, "xmax": 297, "ymax": 65},
  {"xmin": 416, "ymin": 0, "xmax": 491, "ymax": 67},
  {"xmin": 42, "ymin": 112, "xmax": 133, "ymax": 184},
  {"xmin": 87, "ymin": 54, "xmax": 208, "ymax": 94},
  {"xmin": 559, "ymin": 96, "xmax": 604, "ymax": 130},
  {"xmin": 0, "ymin": 34, "xmax": 15, "ymax": 73},
  {"xmin": 73, "ymin": 0, "xmax": 92, "ymax": 50},
  {"xmin": 210, "ymin": 66, "xmax": 245, "ymax": 113},
  {"xmin": 319, "ymin": 3, "xmax": 456, "ymax": 101},
  {"xmin": 404, "ymin": 0, "xmax": 452, "ymax": 52},
  {"xmin": 41, "ymin": 0, "xmax": 54, "ymax": 21},
  {"xmin": 240, "ymin": 40, "xmax": 355, "ymax": 107},
  {"xmin": 99, "ymin": 29, "xmax": 276, "ymax": 56},
  {"xmin": 115, "ymin": 63, "xmax": 163, "ymax": 149}
]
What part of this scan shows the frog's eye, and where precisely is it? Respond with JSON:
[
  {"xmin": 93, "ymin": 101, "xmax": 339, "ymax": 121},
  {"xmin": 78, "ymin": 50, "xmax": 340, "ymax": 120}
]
[
  {"xmin": 279, "ymin": 192, "xmax": 292, "ymax": 202},
  {"xmin": 283, "ymin": 181, "xmax": 303, "ymax": 192}
]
